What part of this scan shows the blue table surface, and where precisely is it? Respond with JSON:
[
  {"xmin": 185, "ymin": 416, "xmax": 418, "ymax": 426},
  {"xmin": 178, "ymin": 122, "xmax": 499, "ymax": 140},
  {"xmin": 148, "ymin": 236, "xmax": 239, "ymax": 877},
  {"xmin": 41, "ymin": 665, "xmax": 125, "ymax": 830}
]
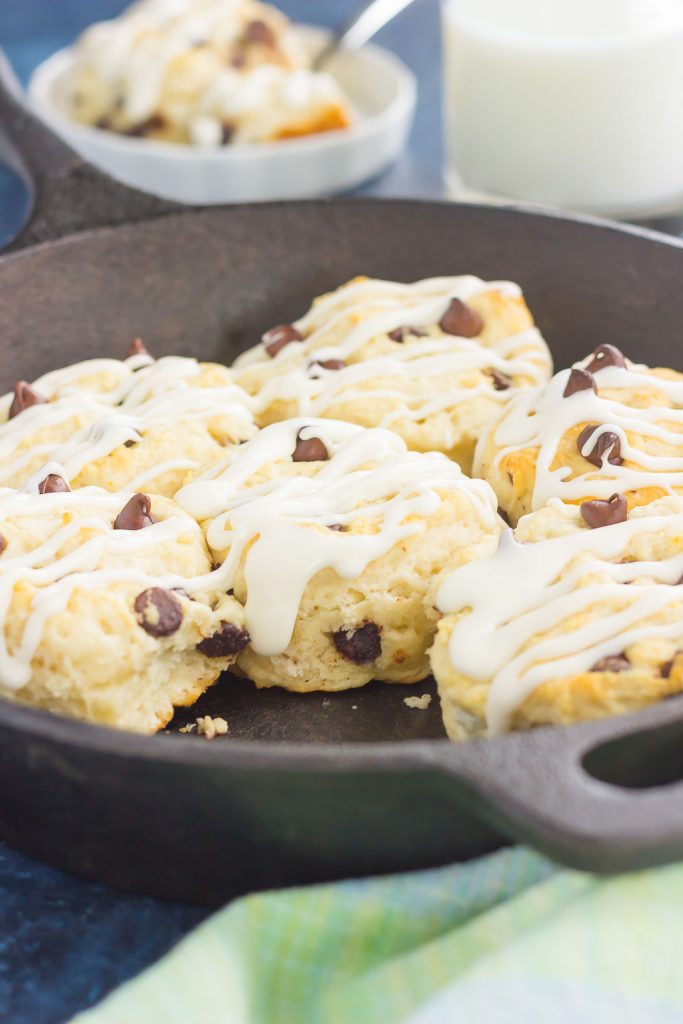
[{"xmin": 0, "ymin": 2, "xmax": 442, "ymax": 1022}]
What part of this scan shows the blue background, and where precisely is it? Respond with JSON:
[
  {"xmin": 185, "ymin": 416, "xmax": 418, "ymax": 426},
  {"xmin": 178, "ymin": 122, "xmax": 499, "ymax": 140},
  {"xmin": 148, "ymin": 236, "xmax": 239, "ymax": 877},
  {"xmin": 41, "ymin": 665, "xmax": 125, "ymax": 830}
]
[{"xmin": 0, "ymin": 2, "xmax": 442, "ymax": 1022}]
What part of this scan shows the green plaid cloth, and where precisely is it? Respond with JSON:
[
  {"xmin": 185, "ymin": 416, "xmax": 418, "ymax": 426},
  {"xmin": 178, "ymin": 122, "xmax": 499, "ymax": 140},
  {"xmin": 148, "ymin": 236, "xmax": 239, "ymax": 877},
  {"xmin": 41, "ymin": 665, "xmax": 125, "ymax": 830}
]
[{"xmin": 72, "ymin": 846, "xmax": 683, "ymax": 1023}]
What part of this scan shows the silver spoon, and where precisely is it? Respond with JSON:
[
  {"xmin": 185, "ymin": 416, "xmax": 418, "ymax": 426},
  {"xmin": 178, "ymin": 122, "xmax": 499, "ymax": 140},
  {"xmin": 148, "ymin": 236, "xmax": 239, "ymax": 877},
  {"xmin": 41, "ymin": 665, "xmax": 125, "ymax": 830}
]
[{"xmin": 313, "ymin": 0, "xmax": 417, "ymax": 70}]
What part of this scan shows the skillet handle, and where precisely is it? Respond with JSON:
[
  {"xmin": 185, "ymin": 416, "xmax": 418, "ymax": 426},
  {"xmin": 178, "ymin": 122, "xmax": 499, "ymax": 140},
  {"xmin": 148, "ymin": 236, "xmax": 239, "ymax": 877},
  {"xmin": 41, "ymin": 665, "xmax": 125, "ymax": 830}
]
[
  {"xmin": 0, "ymin": 49, "xmax": 180, "ymax": 252},
  {"xmin": 431, "ymin": 699, "xmax": 683, "ymax": 873}
]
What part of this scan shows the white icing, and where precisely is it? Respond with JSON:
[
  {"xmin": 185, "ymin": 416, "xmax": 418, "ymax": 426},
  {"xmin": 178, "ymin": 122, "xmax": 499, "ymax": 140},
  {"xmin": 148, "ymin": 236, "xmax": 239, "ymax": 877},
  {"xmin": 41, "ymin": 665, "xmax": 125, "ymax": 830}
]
[
  {"xmin": 177, "ymin": 418, "xmax": 498, "ymax": 656},
  {"xmin": 437, "ymin": 503, "xmax": 683, "ymax": 735},
  {"xmin": 188, "ymin": 113, "xmax": 224, "ymax": 146},
  {"xmin": 475, "ymin": 359, "xmax": 683, "ymax": 507},
  {"xmin": 233, "ymin": 276, "xmax": 551, "ymax": 428},
  {"xmin": 0, "ymin": 354, "xmax": 254, "ymax": 489}
]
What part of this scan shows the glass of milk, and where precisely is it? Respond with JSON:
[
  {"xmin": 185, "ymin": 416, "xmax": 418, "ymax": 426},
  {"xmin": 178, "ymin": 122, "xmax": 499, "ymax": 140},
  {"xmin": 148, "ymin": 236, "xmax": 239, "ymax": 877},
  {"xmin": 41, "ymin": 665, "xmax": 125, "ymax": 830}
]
[{"xmin": 442, "ymin": 0, "xmax": 683, "ymax": 219}]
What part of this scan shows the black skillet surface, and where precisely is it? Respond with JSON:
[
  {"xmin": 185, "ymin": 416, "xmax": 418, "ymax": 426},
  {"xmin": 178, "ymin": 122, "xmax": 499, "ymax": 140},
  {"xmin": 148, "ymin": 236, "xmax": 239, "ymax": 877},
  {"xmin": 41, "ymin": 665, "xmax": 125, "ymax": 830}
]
[{"xmin": 3, "ymin": 54, "xmax": 683, "ymax": 906}]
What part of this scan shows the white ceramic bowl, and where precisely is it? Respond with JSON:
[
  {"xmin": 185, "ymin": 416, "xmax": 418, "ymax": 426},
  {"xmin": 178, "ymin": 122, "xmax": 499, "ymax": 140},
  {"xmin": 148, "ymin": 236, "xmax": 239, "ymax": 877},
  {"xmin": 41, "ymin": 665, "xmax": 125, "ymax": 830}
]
[{"xmin": 28, "ymin": 29, "xmax": 416, "ymax": 204}]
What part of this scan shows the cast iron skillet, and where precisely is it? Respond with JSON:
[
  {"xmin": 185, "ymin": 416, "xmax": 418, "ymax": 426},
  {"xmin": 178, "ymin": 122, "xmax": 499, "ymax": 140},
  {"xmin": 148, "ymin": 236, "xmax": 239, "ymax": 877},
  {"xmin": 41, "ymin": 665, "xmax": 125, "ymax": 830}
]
[{"xmin": 3, "ymin": 54, "xmax": 683, "ymax": 906}]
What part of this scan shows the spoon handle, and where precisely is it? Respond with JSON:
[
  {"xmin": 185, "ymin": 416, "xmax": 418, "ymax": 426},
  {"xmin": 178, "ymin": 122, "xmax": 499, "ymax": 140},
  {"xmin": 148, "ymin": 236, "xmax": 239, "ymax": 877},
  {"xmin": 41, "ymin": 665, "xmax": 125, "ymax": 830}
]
[{"xmin": 313, "ymin": 0, "xmax": 417, "ymax": 69}]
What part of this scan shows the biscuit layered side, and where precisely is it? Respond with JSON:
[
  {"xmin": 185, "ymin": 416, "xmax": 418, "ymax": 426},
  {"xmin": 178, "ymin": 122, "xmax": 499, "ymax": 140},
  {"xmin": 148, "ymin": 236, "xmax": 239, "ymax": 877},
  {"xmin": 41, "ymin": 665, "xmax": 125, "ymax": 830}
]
[
  {"xmin": 430, "ymin": 497, "xmax": 683, "ymax": 740},
  {"xmin": 59, "ymin": 0, "xmax": 352, "ymax": 144},
  {"xmin": 176, "ymin": 418, "xmax": 501, "ymax": 692},
  {"xmin": 233, "ymin": 275, "xmax": 552, "ymax": 473}
]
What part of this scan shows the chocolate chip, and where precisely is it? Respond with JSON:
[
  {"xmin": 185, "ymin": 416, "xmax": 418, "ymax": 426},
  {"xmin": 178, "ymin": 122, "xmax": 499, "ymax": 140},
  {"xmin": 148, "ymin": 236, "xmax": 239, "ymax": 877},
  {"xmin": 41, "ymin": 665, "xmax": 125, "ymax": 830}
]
[
  {"xmin": 134, "ymin": 588, "xmax": 183, "ymax": 638},
  {"xmin": 564, "ymin": 368, "xmax": 597, "ymax": 398},
  {"xmin": 327, "ymin": 523, "xmax": 346, "ymax": 531},
  {"xmin": 244, "ymin": 19, "xmax": 276, "ymax": 45},
  {"xmin": 591, "ymin": 653, "xmax": 630, "ymax": 672},
  {"xmin": 333, "ymin": 622, "xmax": 382, "ymax": 664},
  {"xmin": 95, "ymin": 116, "xmax": 112, "ymax": 130},
  {"xmin": 661, "ymin": 658, "xmax": 676, "ymax": 678},
  {"xmin": 580, "ymin": 493, "xmax": 628, "ymax": 529},
  {"xmin": 124, "ymin": 114, "xmax": 166, "ymax": 137},
  {"xmin": 197, "ymin": 622, "xmax": 250, "ymax": 657},
  {"xmin": 577, "ymin": 425, "xmax": 623, "ymax": 467},
  {"xmin": 487, "ymin": 368, "xmax": 512, "ymax": 391},
  {"xmin": 309, "ymin": 358, "xmax": 346, "ymax": 375},
  {"xmin": 585, "ymin": 344, "xmax": 626, "ymax": 374},
  {"xmin": 439, "ymin": 298, "xmax": 484, "ymax": 338},
  {"xmin": 9, "ymin": 381, "xmax": 47, "ymax": 419},
  {"xmin": 127, "ymin": 338, "xmax": 151, "ymax": 358},
  {"xmin": 0, "ymin": 535, "xmax": 7, "ymax": 555},
  {"xmin": 113, "ymin": 493, "xmax": 157, "ymax": 530},
  {"xmin": 262, "ymin": 324, "xmax": 303, "ymax": 357},
  {"xmin": 123, "ymin": 438, "xmax": 139, "ymax": 448},
  {"xmin": 388, "ymin": 325, "xmax": 427, "ymax": 342},
  {"xmin": 38, "ymin": 474, "xmax": 70, "ymax": 494},
  {"xmin": 221, "ymin": 123, "xmax": 235, "ymax": 145},
  {"xmin": 292, "ymin": 429, "xmax": 329, "ymax": 463}
]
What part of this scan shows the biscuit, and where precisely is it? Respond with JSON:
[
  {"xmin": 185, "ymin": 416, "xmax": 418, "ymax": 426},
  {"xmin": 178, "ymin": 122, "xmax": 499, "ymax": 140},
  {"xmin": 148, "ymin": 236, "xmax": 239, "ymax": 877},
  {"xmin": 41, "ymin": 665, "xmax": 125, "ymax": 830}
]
[
  {"xmin": 0, "ymin": 479, "xmax": 248, "ymax": 732},
  {"xmin": 474, "ymin": 343, "xmax": 683, "ymax": 524},
  {"xmin": 430, "ymin": 496, "xmax": 683, "ymax": 739},
  {"xmin": 177, "ymin": 417, "xmax": 501, "ymax": 692},
  {"xmin": 0, "ymin": 345, "xmax": 256, "ymax": 497},
  {"xmin": 233, "ymin": 275, "xmax": 552, "ymax": 473},
  {"xmin": 59, "ymin": 0, "xmax": 352, "ymax": 144}
]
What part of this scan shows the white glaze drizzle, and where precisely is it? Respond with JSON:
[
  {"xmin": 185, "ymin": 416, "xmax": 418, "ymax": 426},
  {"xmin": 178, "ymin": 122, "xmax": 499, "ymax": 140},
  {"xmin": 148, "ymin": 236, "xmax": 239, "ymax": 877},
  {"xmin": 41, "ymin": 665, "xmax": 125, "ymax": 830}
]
[
  {"xmin": 475, "ymin": 359, "xmax": 683, "ymax": 507},
  {"xmin": 0, "ymin": 355, "xmax": 254, "ymax": 489},
  {"xmin": 177, "ymin": 418, "xmax": 499, "ymax": 656},
  {"xmin": 437, "ymin": 500, "xmax": 683, "ymax": 735},
  {"xmin": 233, "ymin": 276, "xmax": 551, "ymax": 427}
]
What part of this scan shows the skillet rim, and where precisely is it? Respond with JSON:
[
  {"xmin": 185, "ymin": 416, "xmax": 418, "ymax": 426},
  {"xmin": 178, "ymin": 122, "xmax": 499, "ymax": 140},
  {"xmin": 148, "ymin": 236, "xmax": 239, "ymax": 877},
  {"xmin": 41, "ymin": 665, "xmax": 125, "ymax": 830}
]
[
  {"xmin": 3, "ymin": 194, "xmax": 683, "ymax": 265},
  {"xmin": 2, "ymin": 194, "xmax": 683, "ymax": 767}
]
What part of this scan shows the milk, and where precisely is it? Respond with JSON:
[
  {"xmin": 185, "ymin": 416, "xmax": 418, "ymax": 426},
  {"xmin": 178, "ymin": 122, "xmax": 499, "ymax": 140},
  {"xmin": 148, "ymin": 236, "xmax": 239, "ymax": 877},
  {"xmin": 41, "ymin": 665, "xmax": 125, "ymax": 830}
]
[{"xmin": 442, "ymin": 0, "xmax": 683, "ymax": 217}]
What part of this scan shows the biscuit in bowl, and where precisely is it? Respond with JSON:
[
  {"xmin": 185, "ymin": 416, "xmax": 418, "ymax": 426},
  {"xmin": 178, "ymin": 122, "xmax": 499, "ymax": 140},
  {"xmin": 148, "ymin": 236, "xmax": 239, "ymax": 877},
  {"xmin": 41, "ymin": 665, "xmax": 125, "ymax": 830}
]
[
  {"xmin": 233, "ymin": 275, "xmax": 551, "ymax": 473},
  {"xmin": 0, "ymin": 477, "xmax": 248, "ymax": 732},
  {"xmin": 474, "ymin": 343, "xmax": 683, "ymax": 524},
  {"xmin": 57, "ymin": 0, "xmax": 352, "ymax": 145},
  {"xmin": 430, "ymin": 495, "xmax": 683, "ymax": 740},
  {"xmin": 176, "ymin": 417, "xmax": 502, "ymax": 692},
  {"xmin": 0, "ymin": 342, "xmax": 256, "ymax": 497}
]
